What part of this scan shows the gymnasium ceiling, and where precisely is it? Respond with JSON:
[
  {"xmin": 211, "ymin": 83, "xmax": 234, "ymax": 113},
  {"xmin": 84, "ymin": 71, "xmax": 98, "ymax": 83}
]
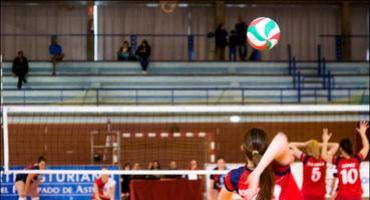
[{"xmin": 0, "ymin": 0, "xmax": 369, "ymax": 5}]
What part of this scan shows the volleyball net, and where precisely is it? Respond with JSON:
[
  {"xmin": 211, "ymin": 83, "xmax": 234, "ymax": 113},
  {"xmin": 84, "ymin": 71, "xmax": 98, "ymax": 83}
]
[{"xmin": 1, "ymin": 105, "xmax": 369, "ymax": 176}]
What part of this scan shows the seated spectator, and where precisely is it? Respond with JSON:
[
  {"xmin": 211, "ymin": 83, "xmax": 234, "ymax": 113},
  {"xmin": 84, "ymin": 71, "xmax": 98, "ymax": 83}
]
[
  {"xmin": 117, "ymin": 41, "xmax": 132, "ymax": 61},
  {"xmin": 187, "ymin": 159, "xmax": 201, "ymax": 180},
  {"xmin": 121, "ymin": 163, "xmax": 131, "ymax": 200},
  {"xmin": 249, "ymin": 49, "xmax": 261, "ymax": 61},
  {"xmin": 165, "ymin": 161, "xmax": 182, "ymax": 179},
  {"xmin": 136, "ymin": 40, "xmax": 151, "ymax": 74},
  {"xmin": 49, "ymin": 35, "xmax": 64, "ymax": 76},
  {"xmin": 146, "ymin": 160, "xmax": 161, "ymax": 180},
  {"xmin": 228, "ymin": 30, "xmax": 238, "ymax": 61},
  {"xmin": 12, "ymin": 50, "xmax": 29, "ymax": 90},
  {"xmin": 131, "ymin": 162, "xmax": 145, "ymax": 180}
]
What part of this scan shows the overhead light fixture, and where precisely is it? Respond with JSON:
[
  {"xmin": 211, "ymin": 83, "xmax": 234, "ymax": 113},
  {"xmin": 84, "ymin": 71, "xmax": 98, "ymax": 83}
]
[
  {"xmin": 146, "ymin": 3, "xmax": 159, "ymax": 8},
  {"xmin": 229, "ymin": 115, "xmax": 241, "ymax": 123},
  {"xmin": 177, "ymin": 3, "xmax": 189, "ymax": 8}
]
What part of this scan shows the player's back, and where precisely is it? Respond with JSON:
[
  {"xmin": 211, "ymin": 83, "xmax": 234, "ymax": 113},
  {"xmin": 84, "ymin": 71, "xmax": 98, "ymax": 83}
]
[
  {"xmin": 334, "ymin": 154, "xmax": 364, "ymax": 200},
  {"xmin": 225, "ymin": 163, "xmax": 303, "ymax": 200},
  {"xmin": 300, "ymin": 154, "xmax": 326, "ymax": 200}
]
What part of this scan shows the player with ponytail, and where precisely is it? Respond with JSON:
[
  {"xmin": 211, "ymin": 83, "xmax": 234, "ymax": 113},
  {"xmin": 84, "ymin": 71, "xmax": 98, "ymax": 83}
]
[{"xmin": 219, "ymin": 128, "xmax": 303, "ymax": 200}]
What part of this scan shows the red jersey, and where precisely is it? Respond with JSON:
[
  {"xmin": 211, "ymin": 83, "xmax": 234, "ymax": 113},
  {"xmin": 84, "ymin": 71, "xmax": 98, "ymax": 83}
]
[
  {"xmin": 92, "ymin": 177, "xmax": 115, "ymax": 200},
  {"xmin": 332, "ymin": 153, "xmax": 364, "ymax": 200},
  {"xmin": 300, "ymin": 153, "xmax": 327, "ymax": 200},
  {"xmin": 225, "ymin": 162, "xmax": 303, "ymax": 200}
]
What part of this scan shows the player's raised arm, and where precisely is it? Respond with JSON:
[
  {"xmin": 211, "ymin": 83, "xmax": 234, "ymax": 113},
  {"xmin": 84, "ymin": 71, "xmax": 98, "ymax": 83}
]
[
  {"xmin": 289, "ymin": 141, "xmax": 310, "ymax": 159},
  {"xmin": 356, "ymin": 121, "xmax": 369, "ymax": 159},
  {"xmin": 321, "ymin": 128, "xmax": 338, "ymax": 163},
  {"xmin": 245, "ymin": 132, "xmax": 294, "ymax": 199}
]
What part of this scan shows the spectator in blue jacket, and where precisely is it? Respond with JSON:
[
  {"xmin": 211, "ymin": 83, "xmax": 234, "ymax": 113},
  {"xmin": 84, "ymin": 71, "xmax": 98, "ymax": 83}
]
[{"xmin": 49, "ymin": 36, "xmax": 64, "ymax": 76}]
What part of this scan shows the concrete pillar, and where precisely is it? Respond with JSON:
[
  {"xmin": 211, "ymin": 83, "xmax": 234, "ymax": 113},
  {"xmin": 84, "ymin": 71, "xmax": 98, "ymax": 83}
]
[
  {"xmin": 340, "ymin": 1, "xmax": 351, "ymax": 61},
  {"xmin": 211, "ymin": 1, "xmax": 225, "ymax": 60},
  {"xmin": 87, "ymin": 0, "xmax": 94, "ymax": 61},
  {"xmin": 215, "ymin": 1, "xmax": 225, "ymax": 27}
]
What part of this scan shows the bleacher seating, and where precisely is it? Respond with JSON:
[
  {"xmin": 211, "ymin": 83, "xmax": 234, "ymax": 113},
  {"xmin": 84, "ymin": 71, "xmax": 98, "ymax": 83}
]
[{"xmin": 3, "ymin": 62, "xmax": 369, "ymax": 105}]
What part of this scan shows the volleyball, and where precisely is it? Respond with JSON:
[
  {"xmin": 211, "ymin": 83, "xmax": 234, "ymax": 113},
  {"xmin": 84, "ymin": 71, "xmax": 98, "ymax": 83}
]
[{"xmin": 247, "ymin": 17, "xmax": 281, "ymax": 51}]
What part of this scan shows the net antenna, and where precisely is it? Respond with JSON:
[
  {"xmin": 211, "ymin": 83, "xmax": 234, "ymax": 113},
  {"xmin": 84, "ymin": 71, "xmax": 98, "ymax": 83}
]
[{"xmin": 90, "ymin": 119, "xmax": 120, "ymax": 165}]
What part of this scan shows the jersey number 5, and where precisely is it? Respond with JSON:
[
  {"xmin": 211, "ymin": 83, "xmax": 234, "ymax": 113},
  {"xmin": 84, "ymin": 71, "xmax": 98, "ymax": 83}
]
[{"xmin": 311, "ymin": 167, "xmax": 321, "ymax": 182}]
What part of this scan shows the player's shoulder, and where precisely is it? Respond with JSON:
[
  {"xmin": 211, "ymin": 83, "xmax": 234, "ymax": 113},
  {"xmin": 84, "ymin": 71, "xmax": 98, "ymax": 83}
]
[
  {"xmin": 225, "ymin": 166, "xmax": 251, "ymax": 192},
  {"xmin": 95, "ymin": 177, "xmax": 103, "ymax": 185},
  {"xmin": 227, "ymin": 166, "xmax": 250, "ymax": 181}
]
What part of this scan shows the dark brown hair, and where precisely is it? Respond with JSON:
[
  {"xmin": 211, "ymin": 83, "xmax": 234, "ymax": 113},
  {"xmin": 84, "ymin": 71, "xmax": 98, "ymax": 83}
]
[
  {"xmin": 340, "ymin": 138, "xmax": 353, "ymax": 156},
  {"xmin": 243, "ymin": 128, "xmax": 274, "ymax": 200}
]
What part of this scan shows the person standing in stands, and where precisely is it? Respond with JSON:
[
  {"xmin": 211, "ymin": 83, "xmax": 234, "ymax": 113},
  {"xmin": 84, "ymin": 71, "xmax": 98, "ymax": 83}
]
[
  {"xmin": 136, "ymin": 40, "xmax": 151, "ymax": 74},
  {"xmin": 49, "ymin": 35, "xmax": 64, "ymax": 76},
  {"xmin": 215, "ymin": 24, "xmax": 228, "ymax": 61},
  {"xmin": 228, "ymin": 30, "xmax": 238, "ymax": 61},
  {"xmin": 12, "ymin": 50, "xmax": 29, "ymax": 90},
  {"xmin": 235, "ymin": 16, "xmax": 248, "ymax": 61}
]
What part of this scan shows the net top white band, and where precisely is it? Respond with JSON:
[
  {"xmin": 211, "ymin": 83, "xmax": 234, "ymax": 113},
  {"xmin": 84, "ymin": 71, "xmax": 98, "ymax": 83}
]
[
  {"xmin": 4, "ymin": 105, "xmax": 369, "ymax": 113},
  {"xmin": 3, "ymin": 169, "xmax": 229, "ymax": 175}
]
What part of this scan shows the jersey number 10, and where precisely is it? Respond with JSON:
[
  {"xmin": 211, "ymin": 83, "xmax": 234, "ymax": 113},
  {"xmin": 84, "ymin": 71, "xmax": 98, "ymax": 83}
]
[{"xmin": 340, "ymin": 168, "xmax": 358, "ymax": 185}]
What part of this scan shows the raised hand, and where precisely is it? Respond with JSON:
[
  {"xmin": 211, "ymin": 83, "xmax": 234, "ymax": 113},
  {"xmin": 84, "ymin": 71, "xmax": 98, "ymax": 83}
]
[
  {"xmin": 322, "ymin": 128, "xmax": 332, "ymax": 143},
  {"xmin": 356, "ymin": 121, "xmax": 369, "ymax": 135}
]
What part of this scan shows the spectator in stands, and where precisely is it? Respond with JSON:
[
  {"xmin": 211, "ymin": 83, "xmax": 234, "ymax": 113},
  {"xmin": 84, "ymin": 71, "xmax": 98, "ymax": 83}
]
[
  {"xmin": 249, "ymin": 49, "xmax": 261, "ymax": 61},
  {"xmin": 165, "ymin": 161, "xmax": 182, "ymax": 179},
  {"xmin": 235, "ymin": 16, "xmax": 248, "ymax": 61},
  {"xmin": 136, "ymin": 40, "xmax": 151, "ymax": 74},
  {"xmin": 208, "ymin": 157, "xmax": 227, "ymax": 200},
  {"xmin": 187, "ymin": 159, "xmax": 201, "ymax": 180},
  {"xmin": 121, "ymin": 163, "xmax": 131, "ymax": 200},
  {"xmin": 117, "ymin": 41, "xmax": 132, "ymax": 61},
  {"xmin": 12, "ymin": 50, "xmax": 29, "ymax": 90},
  {"xmin": 228, "ymin": 30, "xmax": 238, "ymax": 61},
  {"xmin": 49, "ymin": 35, "xmax": 64, "ymax": 76},
  {"xmin": 146, "ymin": 160, "xmax": 161, "ymax": 179},
  {"xmin": 215, "ymin": 24, "xmax": 228, "ymax": 61},
  {"xmin": 131, "ymin": 162, "xmax": 145, "ymax": 180}
]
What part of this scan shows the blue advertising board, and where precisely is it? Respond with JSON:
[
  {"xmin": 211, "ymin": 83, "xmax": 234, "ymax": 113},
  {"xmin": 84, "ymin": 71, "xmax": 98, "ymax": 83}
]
[{"xmin": 0, "ymin": 166, "xmax": 121, "ymax": 200}]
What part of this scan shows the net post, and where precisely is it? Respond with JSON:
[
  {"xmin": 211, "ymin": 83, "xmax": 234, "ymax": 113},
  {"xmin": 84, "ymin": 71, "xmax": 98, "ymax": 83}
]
[{"xmin": 2, "ymin": 107, "xmax": 9, "ymax": 172}]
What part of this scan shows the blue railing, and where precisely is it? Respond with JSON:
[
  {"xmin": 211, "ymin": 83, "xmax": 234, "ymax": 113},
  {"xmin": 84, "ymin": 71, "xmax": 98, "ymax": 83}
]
[{"xmin": 3, "ymin": 87, "xmax": 368, "ymax": 105}]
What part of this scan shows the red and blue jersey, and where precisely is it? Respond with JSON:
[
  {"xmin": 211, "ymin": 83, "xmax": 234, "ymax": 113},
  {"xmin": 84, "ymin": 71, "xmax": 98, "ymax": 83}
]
[
  {"xmin": 225, "ymin": 162, "xmax": 303, "ymax": 200},
  {"xmin": 332, "ymin": 153, "xmax": 364, "ymax": 200},
  {"xmin": 210, "ymin": 167, "xmax": 227, "ymax": 191},
  {"xmin": 300, "ymin": 153, "xmax": 327, "ymax": 200},
  {"xmin": 15, "ymin": 164, "xmax": 40, "ymax": 183}
]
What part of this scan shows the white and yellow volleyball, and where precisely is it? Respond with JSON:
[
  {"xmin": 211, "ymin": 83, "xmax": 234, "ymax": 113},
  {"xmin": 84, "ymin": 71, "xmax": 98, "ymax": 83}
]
[{"xmin": 247, "ymin": 17, "xmax": 281, "ymax": 51}]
